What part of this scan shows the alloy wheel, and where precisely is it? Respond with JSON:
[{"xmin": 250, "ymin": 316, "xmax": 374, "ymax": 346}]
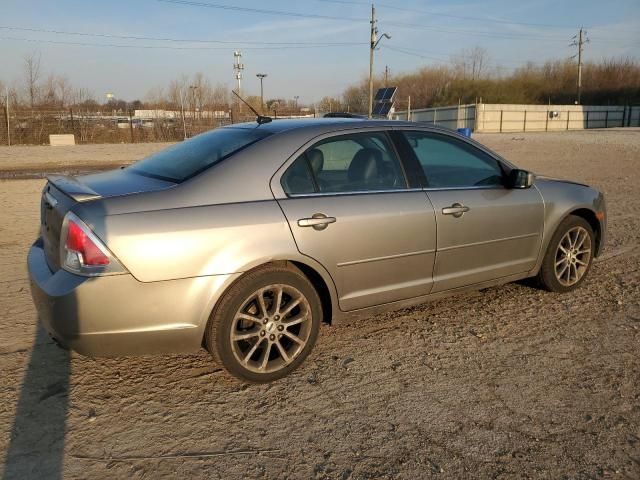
[
  {"xmin": 230, "ymin": 284, "xmax": 312, "ymax": 374},
  {"xmin": 554, "ymin": 226, "xmax": 592, "ymax": 287}
]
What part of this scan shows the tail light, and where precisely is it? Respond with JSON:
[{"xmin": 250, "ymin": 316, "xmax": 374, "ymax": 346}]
[{"xmin": 60, "ymin": 212, "xmax": 126, "ymax": 276}]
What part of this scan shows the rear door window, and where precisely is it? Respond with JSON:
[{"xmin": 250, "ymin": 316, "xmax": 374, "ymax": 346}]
[{"xmin": 281, "ymin": 131, "xmax": 407, "ymax": 195}]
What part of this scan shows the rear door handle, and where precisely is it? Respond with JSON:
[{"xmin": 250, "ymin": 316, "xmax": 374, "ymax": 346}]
[
  {"xmin": 298, "ymin": 213, "xmax": 336, "ymax": 230},
  {"xmin": 442, "ymin": 203, "xmax": 470, "ymax": 218}
]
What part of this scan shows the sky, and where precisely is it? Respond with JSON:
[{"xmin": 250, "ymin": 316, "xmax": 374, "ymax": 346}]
[{"xmin": 1, "ymin": 0, "xmax": 638, "ymax": 103}]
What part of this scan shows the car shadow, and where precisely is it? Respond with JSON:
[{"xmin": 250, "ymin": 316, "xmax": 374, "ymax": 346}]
[{"xmin": 3, "ymin": 319, "xmax": 71, "ymax": 479}]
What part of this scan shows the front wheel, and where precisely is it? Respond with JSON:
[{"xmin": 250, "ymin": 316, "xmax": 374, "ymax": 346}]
[
  {"xmin": 537, "ymin": 215, "xmax": 594, "ymax": 293},
  {"xmin": 205, "ymin": 264, "xmax": 322, "ymax": 383}
]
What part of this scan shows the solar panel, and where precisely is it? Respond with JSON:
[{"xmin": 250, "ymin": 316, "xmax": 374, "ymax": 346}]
[
  {"xmin": 372, "ymin": 102, "xmax": 392, "ymax": 116},
  {"xmin": 374, "ymin": 87, "xmax": 388, "ymax": 102},
  {"xmin": 375, "ymin": 87, "xmax": 397, "ymax": 103},
  {"xmin": 381, "ymin": 86, "xmax": 397, "ymax": 102}
]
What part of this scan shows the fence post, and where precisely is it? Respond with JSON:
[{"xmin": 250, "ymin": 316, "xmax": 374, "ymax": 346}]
[
  {"xmin": 433, "ymin": 108, "xmax": 437, "ymax": 125},
  {"xmin": 545, "ymin": 110, "xmax": 549, "ymax": 132},
  {"xmin": 4, "ymin": 85, "xmax": 9, "ymax": 146},
  {"xmin": 523, "ymin": 110, "xmax": 527, "ymax": 132},
  {"xmin": 128, "ymin": 109, "xmax": 134, "ymax": 143},
  {"xmin": 566, "ymin": 110, "xmax": 570, "ymax": 130},
  {"xmin": 69, "ymin": 108, "xmax": 75, "ymax": 137},
  {"xmin": 605, "ymin": 110, "xmax": 609, "ymax": 128},
  {"xmin": 586, "ymin": 110, "xmax": 590, "ymax": 129},
  {"xmin": 499, "ymin": 110, "xmax": 503, "ymax": 133}
]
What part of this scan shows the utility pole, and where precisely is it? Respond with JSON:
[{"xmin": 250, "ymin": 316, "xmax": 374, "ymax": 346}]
[
  {"xmin": 294, "ymin": 95, "xmax": 299, "ymax": 110},
  {"xmin": 368, "ymin": 4, "xmax": 391, "ymax": 118},
  {"xmin": 256, "ymin": 73, "xmax": 267, "ymax": 112},
  {"xmin": 368, "ymin": 4, "xmax": 376, "ymax": 119},
  {"xmin": 571, "ymin": 27, "xmax": 589, "ymax": 104},
  {"xmin": 384, "ymin": 65, "xmax": 389, "ymax": 87}
]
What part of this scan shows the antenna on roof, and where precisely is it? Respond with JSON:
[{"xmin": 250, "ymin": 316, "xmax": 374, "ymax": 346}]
[{"xmin": 232, "ymin": 90, "xmax": 272, "ymax": 125}]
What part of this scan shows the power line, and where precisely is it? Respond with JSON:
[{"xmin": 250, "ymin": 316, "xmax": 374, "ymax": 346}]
[
  {"xmin": 156, "ymin": 0, "xmax": 363, "ymax": 22},
  {"xmin": 381, "ymin": 45, "xmax": 448, "ymax": 64},
  {"xmin": 0, "ymin": 25, "xmax": 365, "ymax": 46},
  {"xmin": 156, "ymin": 0, "xmax": 632, "ymax": 42},
  {"xmin": 0, "ymin": 36, "xmax": 362, "ymax": 50},
  {"xmin": 381, "ymin": 45, "xmax": 555, "ymax": 69},
  {"xmin": 314, "ymin": 0, "xmax": 578, "ymax": 29}
]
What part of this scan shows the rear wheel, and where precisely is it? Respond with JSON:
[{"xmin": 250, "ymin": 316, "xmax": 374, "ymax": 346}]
[
  {"xmin": 205, "ymin": 264, "xmax": 322, "ymax": 383},
  {"xmin": 537, "ymin": 215, "xmax": 594, "ymax": 293}
]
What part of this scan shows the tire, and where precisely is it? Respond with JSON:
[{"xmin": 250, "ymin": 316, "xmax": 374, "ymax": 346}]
[
  {"xmin": 205, "ymin": 263, "xmax": 322, "ymax": 383},
  {"xmin": 537, "ymin": 215, "xmax": 595, "ymax": 293}
]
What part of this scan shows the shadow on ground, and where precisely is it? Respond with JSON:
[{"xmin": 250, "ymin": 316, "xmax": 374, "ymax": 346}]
[{"xmin": 3, "ymin": 325, "xmax": 70, "ymax": 480}]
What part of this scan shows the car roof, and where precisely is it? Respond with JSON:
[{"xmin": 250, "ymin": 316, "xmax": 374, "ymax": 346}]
[{"xmin": 225, "ymin": 117, "xmax": 453, "ymax": 135}]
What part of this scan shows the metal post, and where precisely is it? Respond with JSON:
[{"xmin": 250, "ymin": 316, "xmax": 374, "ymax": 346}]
[
  {"xmin": 566, "ymin": 110, "xmax": 570, "ymax": 130},
  {"xmin": 545, "ymin": 110, "xmax": 549, "ymax": 132},
  {"xmin": 433, "ymin": 108, "xmax": 437, "ymax": 125},
  {"xmin": 623, "ymin": 105, "xmax": 628, "ymax": 127},
  {"xmin": 368, "ymin": 4, "xmax": 376, "ymax": 119},
  {"xmin": 523, "ymin": 110, "xmax": 527, "ymax": 132},
  {"xmin": 5, "ymin": 85, "xmax": 10, "ymax": 146},
  {"xmin": 605, "ymin": 110, "xmax": 609, "ymax": 128},
  {"xmin": 407, "ymin": 96, "xmax": 411, "ymax": 121},
  {"xmin": 256, "ymin": 73, "xmax": 267, "ymax": 113},
  {"xmin": 128, "ymin": 109, "xmax": 134, "ymax": 143},
  {"xmin": 499, "ymin": 110, "xmax": 503, "ymax": 133},
  {"xmin": 179, "ymin": 88, "xmax": 187, "ymax": 140},
  {"xmin": 586, "ymin": 110, "xmax": 590, "ymax": 129}
]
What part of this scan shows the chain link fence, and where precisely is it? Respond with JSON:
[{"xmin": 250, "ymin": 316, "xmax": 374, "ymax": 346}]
[{"xmin": 0, "ymin": 108, "xmax": 240, "ymax": 146}]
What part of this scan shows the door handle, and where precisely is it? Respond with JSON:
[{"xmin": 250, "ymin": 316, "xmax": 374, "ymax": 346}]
[
  {"xmin": 442, "ymin": 203, "xmax": 470, "ymax": 218},
  {"xmin": 298, "ymin": 213, "xmax": 336, "ymax": 230}
]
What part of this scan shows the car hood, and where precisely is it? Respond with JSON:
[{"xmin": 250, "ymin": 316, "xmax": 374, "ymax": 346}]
[{"xmin": 535, "ymin": 174, "xmax": 590, "ymax": 189}]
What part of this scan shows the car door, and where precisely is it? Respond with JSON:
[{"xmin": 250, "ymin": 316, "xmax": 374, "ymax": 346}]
[
  {"xmin": 398, "ymin": 130, "xmax": 544, "ymax": 293},
  {"xmin": 274, "ymin": 130, "xmax": 437, "ymax": 311}
]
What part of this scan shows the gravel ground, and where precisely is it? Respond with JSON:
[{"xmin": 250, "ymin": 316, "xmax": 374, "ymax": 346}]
[{"xmin": 0, "ymin": 129, "xmax": 639, "ymax": 479}]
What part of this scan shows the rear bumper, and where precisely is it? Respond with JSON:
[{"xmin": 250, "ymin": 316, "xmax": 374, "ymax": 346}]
[{"xmin": 28, "ymin": 238, "xmax": 240, "ymax": 356}]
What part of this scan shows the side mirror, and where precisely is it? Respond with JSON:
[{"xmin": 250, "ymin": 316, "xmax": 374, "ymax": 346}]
[{"xmin": 508, "ymin": 169, "xmax": 535, "ymax": 189}]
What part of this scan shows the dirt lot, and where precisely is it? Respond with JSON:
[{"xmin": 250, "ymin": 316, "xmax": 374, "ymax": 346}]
[{"xmin": 1, "ymin": 129, "xmax": 639, "ymax": 479}]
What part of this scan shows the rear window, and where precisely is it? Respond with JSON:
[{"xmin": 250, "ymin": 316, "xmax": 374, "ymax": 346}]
[{"xmin": 128, "ymin": 128, "xmax": 271, "ymax": 182}]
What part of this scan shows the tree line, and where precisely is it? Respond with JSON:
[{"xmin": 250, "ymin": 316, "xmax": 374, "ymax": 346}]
[
  {"xmin": 325, "ymin": 51, "xmax": 640, "ymax": 113},
  {"xmin": 2, "ymin": 50, "xmax": 639, "ymax": 117}
]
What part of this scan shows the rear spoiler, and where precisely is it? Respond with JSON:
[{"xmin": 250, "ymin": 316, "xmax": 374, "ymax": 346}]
[{"xmin": 47, "ymin": 175, "xmax": 102, "ymax": 202}]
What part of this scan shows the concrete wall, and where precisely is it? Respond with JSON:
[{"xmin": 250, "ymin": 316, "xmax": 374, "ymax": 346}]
[
  {"xmin": 476, "ymin": 104, "xmax": 638, "ymax": 132},
  {"xmin": 394, "ymin": 103, "xmax": 640, "ymax": 133}
]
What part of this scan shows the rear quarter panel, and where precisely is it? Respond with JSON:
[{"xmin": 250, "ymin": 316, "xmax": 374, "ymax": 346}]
[{"xmin": 86, "ymin": 200, "xmax": 297, "ymax": 282}]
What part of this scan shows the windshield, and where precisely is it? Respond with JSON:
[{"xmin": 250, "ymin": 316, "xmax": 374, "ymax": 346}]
[{"xmin": 129, "ymin": 128, "xmax": 271, "ymax": 182}]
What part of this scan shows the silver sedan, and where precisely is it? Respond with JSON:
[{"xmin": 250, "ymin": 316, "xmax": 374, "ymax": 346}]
[{"xmin": 28, "ymin": 119, "xmax": 606, "ymax": 382}]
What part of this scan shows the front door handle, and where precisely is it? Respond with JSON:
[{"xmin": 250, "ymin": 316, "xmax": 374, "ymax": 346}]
[
  {"xmin": 442, "ymin": 203, "xmax": 470, "ymax": 218},
  {"xmin": 298, "ymin": 213, "xmax": 336, "ymax": 231}
]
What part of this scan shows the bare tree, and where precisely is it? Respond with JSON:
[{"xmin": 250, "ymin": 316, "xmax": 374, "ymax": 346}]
[
  {"xmin": 452, "ymin": 46, "xmax": 489, "ymax": 81},
  {"xmin": 23, "ymin": 51, "xmax": 42, "ymax": 108}
]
